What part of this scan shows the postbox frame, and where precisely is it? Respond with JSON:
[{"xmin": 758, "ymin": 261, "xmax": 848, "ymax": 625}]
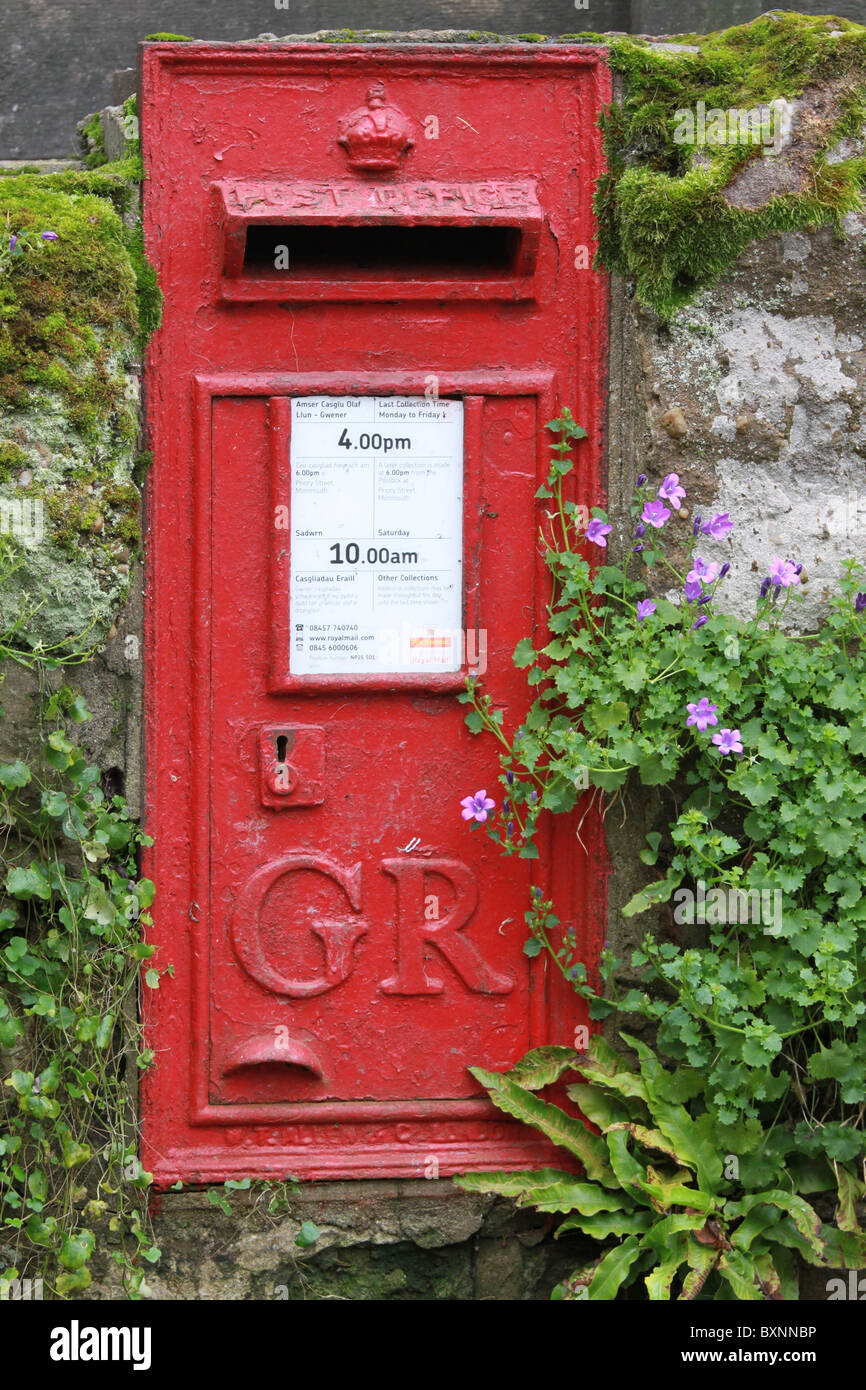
[{"xmin": 140, "ymin": 41, "xmax": 611, "ymax": 1185}]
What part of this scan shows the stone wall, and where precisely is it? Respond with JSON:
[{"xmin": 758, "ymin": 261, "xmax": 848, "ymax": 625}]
[{"xmin": 604, "ymin": 215, "xmax": 866, "ymax": 965}]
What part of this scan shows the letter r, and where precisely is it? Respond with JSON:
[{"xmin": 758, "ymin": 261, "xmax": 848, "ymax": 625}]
[{"xmin": 380, "ymin": 857, "xmax": 513, "ymax": 996}]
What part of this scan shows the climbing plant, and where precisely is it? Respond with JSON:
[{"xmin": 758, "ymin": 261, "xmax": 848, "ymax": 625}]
[
  {"xmin": 458, "ymin": 411, "xmax": 866, "ymax": 1298},
  {"xmin": 0, "ymin": 538, "xmax": 161, "ymax": 1298}
]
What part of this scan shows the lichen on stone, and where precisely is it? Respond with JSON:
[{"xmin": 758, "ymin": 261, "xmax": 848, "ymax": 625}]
[{"xmin": 0, "ymin": 164, "xmax": 149, "ymax": 648}]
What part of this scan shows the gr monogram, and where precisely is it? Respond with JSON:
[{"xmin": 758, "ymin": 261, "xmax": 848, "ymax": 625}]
[{"xmin": 230, "ymin": 851, "xmax": 513, "ymax": 998}]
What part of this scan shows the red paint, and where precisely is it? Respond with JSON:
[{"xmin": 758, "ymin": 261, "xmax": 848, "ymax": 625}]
[{"xmin": 140, "ymin": 42, "xmax": 610, "ymax": 1185}]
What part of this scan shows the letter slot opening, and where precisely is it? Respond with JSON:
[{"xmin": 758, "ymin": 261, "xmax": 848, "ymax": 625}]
[{"xmin": 244, "ymin": 222, "xmax": 526, "ymax": 279}]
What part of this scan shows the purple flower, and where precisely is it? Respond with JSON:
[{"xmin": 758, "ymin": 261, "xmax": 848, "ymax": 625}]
[
  {"xmin": 693, "ymin": 515, "xmax": 702, "ymax": 537},
  {"xmin": 702, "ymin": 513, "xmax": 733, "ymax": 540},
  {"xmin": 8, "ymin": 234, "xmax": 17, "ymax": 252},
  {"xmin": 684, "ymin": 578, "xmax": 703, "ymax": 603},
  {"xmin": 636, "ymin": 473, "xmax": 647, "ymax": 488},
  {"xmin": 632, "ymin": 544, "xmax": 644, "ymax": 553},
  {"xmin": 769, "ymin": 556, "xmax": 800, "ymax": 588},
  {"xmin": 697, "ymin": 591, "xmax": 711, "ymax": 605},
  {"xmin": 642, "ymin": 499, "xmax": 671, "ymax": 529},
  {"xmin": 636, "ymin": 600, "xmax": 656, "ymax": 622},
  {"xmin": 506, "ymin": 769, "xmax": 514, "ymax": 785},
  {"xmin": 687, "ymin": 556, "xmax": 720, "ymax": 586},
  {"xmin": 507, "ymin": 820, "xmax": 514, "ymax": 835},
  {"xmin": 586, "ymin": 518, "xmax": 613, "ymax": 547},
  {"xmin": 854, "ymin": 592, "xmax": 866, "ymax": 614},
  {"xmin": 658, "ymin": 473, "xmax": 686, "ymax": 507},
  {"xmin": 760, "ymin": 577, "xmax": 772, "ymax": 599},
  {"xmin": 692, "ymin": 615, "xmax": 709, "ymax": 630},
  {"xmin": 634, "ymin": 521, "xmax": 646, "ymax": 538},
  {"xmin": 719, "ymin": 562, "xmax": 730, "ymax": 578},
  {"xmin": 41, "ymin": 230, "xmax": 58, "ymax": 241},
  {"xmin": 686, "ymin": 697, "xmax": 718, "ymax": 731},
  {"xmin": 712, "ymin": 728, "xmax": 743, "ymax": 756},
  {"xmin": 461, "ymin": 789, "xmax": 495, "ymax": 823}
]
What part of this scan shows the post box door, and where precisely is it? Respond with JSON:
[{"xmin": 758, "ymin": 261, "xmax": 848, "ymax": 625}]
[{"xmin": 140, "ymin": 42, "xmax": 610, "ymax": 1183}]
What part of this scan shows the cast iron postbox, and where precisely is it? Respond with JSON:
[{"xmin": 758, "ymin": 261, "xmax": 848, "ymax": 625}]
[{"xmin": 140, "ymin": 41, "xmax": 610, "ymax": 1184}]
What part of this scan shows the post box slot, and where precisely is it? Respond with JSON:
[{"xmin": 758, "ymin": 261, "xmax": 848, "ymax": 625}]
[
  {"xmin": 243, "ymin": 222, "xmax": 525, "ymax": 279},
  {"xmin": 216, "ymin": 179, "xmax": 543, "ymax": 301}
]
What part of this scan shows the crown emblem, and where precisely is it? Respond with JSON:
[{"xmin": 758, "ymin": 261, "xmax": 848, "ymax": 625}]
[{"xmin": 336, "ymin": 82, "xmax": 415, "ymax": 173}]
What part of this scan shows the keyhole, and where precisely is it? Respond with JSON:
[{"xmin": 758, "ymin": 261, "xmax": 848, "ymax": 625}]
[{"xmin": 276, "ymin": 734, "xmax": 288, "ymax": 763}]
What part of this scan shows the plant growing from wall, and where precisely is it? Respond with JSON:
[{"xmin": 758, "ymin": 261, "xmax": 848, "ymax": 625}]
[
  {"xmin": 0, "ymin": 118, "xmax": 165, "ymax": 1297},
  {"xmin": 0, "ymin": 540, "xmax": 161, "ymax": 1298},
  {"xmin": 457, "ymin": 412, "xmax": 866, "ymax": 1298}
]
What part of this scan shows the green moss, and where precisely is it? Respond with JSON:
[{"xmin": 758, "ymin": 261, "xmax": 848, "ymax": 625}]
[
  {"xmin": 132, "ymin": 450, "xmax": 153, "ymax": 487},
  {"xmin": 79, "ymin": 113, "xmax": 108, "ymax": 170},
  {"xmin": 0, "ymin": 179, "xmax": 136, "ymax": 428},
  {"xmin": 123, "ymin": 221, "xmax": 162, "ymax": 353},
  {"xmin": 597, "ymin": 13, "xmax": 866, "ymax": 319},
  {"xmin": 0, "ymin": 439, "xmax": 28, "ymax": 481},
  {"xmin": 517, "ymin": 34, "xmax": 548, "ymax": 43},
  {"xmin": 0, "ymin": 161, "xmax": 150, "ymax": 645},
  {"xmin": 144, "ymin": 33, "xmax": 194, "ymax": 41}
]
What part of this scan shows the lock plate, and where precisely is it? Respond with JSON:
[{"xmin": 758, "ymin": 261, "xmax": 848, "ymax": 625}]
[{"xmin": 258, "ymin": 724, "xmax": 325, "ymax": 809}]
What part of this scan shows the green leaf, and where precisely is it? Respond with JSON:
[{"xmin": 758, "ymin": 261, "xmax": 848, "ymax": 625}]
[
  {"xmin": 724, "ymin": 1192, "xmax": 823, "ymax": 1261},
  {"xmin": 645, "ymin": 1235, "xmax": 689, "ymax": 1300},
  {"xmin": 296, "ymin": 1220, "xmax": 319, "ymax": 1248},
  {"xmin": 679, "ymin": 1241, "xmax": 720, "ymax": 1300},
  {"xmin": 6, "ymin": 865, "xmax": 51, "ymax": 901},
  {"xmin": 522, "ymin": 1181, "xmax": 632, "ymax": 1216},
  {"xmin": 59, "ymin": 1230, "xmax": 95, "ymax": 1270},
  {"xmin": 717, "ymin": 1248, "xmax": 762, "ymax": 1300},
  {"xmin": 60, "ymin": 1136, "xmax": 91, "ymax": 1169},
  {"xmin": 639, "ymin": 832, "xmax": 663, "ymax": 866},
  {"xmin": 455, "ymin": 1168, "xmax": 578, "ymax": 1199},
  {"xmin": 587, "ymin": 1236, "xmax": 642, "ymax": 1300},
  {"xmin": 56, "ymin": 1268, "xmax": 92, "ymax": 1296},
  {"xmin": 469, "ymin": 1065, "xmax": 616, "ymax": 1184},
  {"xmin": 508, "ymin": 1046, "xmax": 578, "ymax": 1091},
  {"xmin": 834, "ymin": 1166, "xmax": 864, "ymax": 1234},
  {"xmin": 638, "ymin": 1167, "xmax": 718, "ymax": 1215},
  {"xmin": 0, "ymin": 760, "xmax": 31, "ymax": 788},
  {"xmin": 566, "ymin": 1082, "xmax": 631, "ymax": 1129},
  {"xmin": 557, "ymin": 1209, "xmax": 652, "ymax": 1241},
  {"xmin": 590, "ymin": 700, "xmax": 629, "ymax": 732},
  {"xmin": 513, "ymin": 639, "xmax": 536, "ymax": 669},
  {"xmin": 621, "ymin": 876, "xmax": 681, "ymax": 917},
  {"xmin": 641, "ymin": 1213, "xmax": 709, "ymax": 1259}
]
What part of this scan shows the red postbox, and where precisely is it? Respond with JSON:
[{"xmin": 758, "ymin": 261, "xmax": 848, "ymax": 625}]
[{"xmin": 140, "ymin": 41, "xmax": 610, "ymax": 1184}]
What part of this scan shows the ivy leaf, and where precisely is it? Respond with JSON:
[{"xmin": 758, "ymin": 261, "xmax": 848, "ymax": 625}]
[
  {"xmin": 0, "ymin": 761, "xmax": 31, "ymax": 788},
  {"xmin": 6, "ymin": 866, "xmax": 51, "ymax": 900},
  {"xmin": 296, "ymin": 1221, "xmax": 320, "ymax": 1248},
  {"xmin": 513, "ymin": 639, "xmax": 536, "ymax": 669}
]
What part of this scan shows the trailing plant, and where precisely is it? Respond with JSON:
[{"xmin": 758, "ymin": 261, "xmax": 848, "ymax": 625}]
[
  {"xmin": 459, "ymin": 411, "xmax": 866, "ymax": 1297},
  {"xmin": 0, "ymin": 540, "xmax": 160, "ymax": 1298}
]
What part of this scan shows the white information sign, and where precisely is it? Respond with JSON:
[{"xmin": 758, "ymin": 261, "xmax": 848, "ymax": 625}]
[{"xmin": 289, "ymin": 396, "xmax": 464, "ymax": 675}]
